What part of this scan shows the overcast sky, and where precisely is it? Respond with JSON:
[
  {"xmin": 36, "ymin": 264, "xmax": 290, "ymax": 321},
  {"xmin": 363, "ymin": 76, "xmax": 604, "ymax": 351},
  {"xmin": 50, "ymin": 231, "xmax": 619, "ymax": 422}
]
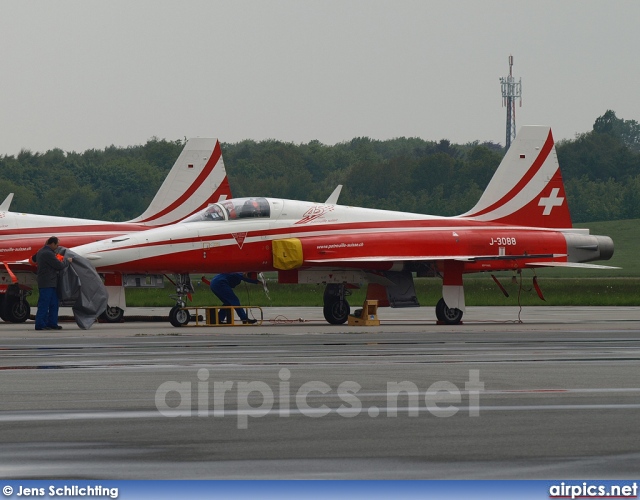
[{"xmin": 1, "ymin": 0, "xmax": 638, "ymax": 155}]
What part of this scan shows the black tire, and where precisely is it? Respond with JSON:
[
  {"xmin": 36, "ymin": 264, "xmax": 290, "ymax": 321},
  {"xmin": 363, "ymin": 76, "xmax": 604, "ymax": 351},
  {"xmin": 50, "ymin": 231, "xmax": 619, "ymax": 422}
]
[
  {"xmin": 435, "ymin": 298, "xmax": 463, "ymax": 325},
  {"xmin": 323, "ymin": 299, "xmax": 350, "ymax": 325},
  {"xmin": 169, "ymin": 305, "xmax": 190, "ymax": 327},
  {"xmin": 99, "ymin": 306, "xmax": 125, "ymax": 323},
  {"xmin": 2, "ymin": 297, "xmax": 30, "ymax": 323},
  {"xmin": 435, "ymin": 299, "xmax": 445, "ymax": 323},
  {"xmin": 0, "ymin": 295, "xmax": 6, "ymax": 322}
]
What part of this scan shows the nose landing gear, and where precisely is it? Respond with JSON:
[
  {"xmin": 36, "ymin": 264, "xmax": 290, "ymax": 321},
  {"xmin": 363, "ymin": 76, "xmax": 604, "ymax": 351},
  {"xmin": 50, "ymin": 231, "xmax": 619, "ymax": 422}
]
[
  {"xmin": 323, "ymin": 283, "xmax": 351, "ymax": 325},
  {"xmin": 168, "ymin": 274, "xmax": 194, "ymax": 327}
]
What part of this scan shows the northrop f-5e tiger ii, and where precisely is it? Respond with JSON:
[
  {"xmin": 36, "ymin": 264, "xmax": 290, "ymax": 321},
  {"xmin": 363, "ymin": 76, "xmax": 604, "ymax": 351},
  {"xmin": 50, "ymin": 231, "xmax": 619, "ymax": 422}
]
[{"xmin": 71, "ymin": 126, "xmax": 615, "ymax": 326}]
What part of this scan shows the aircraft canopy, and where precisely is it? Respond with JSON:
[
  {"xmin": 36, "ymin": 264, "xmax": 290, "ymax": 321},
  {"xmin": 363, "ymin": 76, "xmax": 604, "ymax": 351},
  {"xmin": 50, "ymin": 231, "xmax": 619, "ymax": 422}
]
[{"xmin": 182, "ymin": 197, "xmax": 270, "ymax": 223}]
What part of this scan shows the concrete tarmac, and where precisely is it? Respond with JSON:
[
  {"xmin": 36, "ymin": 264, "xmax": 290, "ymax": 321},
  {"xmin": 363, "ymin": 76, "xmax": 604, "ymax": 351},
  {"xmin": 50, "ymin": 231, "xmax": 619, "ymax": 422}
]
[{"xmin": 1, "ymin": 306, "xmax": 640, "ymax": 479}]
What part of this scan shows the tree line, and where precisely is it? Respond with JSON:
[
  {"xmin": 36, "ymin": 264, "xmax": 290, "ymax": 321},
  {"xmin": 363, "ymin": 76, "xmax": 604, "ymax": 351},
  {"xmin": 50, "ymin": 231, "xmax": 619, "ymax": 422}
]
[{"xmin": 1, "ymin": 110, "xmax": 639, "ymax": 223}]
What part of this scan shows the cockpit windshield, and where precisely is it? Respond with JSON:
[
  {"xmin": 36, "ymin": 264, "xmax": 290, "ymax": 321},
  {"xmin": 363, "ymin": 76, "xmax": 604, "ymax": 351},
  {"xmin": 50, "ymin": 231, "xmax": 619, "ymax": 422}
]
[
  {"xmin": 181, "ymin": 204, "xmax": 225, "ymax": 222},
  {"xmin": 182, "ymin": 197, "xmax": 270, "ymax": 223},
  {"xmin": 221, "ymin": 197, "xmax": 270, "ymax": 219}
]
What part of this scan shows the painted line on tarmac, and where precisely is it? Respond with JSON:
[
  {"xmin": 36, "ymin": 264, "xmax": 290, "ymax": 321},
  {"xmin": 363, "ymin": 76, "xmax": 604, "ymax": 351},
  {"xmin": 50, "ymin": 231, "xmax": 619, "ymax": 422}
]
[{"xmin": 2, "ymin": 403, "xmax": 640, "ymax": 422}]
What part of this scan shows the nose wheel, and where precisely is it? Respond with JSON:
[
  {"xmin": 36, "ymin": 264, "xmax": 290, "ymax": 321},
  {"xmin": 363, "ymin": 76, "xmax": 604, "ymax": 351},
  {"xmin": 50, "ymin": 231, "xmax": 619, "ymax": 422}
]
[
  {"xmin": 322, "ymin": 283, "xmax": 351, "ymax": 324},
  {"xmin": 167, "ymin": 274, "xmax": 194, "ymax": 326},
  {"xmin": 169, "ymin": 304, "xmax": 190, "ymax": 327}
]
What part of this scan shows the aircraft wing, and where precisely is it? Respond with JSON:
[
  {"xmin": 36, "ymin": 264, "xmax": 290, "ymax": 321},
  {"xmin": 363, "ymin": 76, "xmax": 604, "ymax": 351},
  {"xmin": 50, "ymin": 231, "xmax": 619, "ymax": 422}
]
[
  {"xmin": 524, "ymin": 262, "xmax": 620, "ymax": 270},
  {"xmin": 303, "ymin": 255, "xmax": 620, "ymax": 272}
]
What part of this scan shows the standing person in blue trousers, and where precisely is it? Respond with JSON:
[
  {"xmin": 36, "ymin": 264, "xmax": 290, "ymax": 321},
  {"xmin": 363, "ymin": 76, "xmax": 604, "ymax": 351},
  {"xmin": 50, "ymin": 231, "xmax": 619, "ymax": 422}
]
[
  {"xmin": 33, "ymin": 236, "xmax": 72, "ymax": 331},
  {"xmin": 209, "ymin": 272, "xmax": 260, "ymax": 324}
]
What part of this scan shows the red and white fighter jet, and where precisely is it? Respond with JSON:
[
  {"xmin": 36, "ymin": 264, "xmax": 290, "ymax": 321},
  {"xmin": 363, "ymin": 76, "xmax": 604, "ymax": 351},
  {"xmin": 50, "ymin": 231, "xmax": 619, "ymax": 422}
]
[
  {"xmin": 72, "ymin": 126, "xmax": 615, "ymax": 325},
  {"xmin": 0, "ymin": 138, "xmax": 231, "ymax": 323}
]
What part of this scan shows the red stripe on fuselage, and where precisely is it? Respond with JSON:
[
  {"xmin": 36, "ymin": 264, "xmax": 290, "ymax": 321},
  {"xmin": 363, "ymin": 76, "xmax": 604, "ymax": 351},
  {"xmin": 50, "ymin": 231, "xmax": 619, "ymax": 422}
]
[
  {"xmin": 0, "ymin": 224, "xmax": 149, "ymax": 262},
  {"xmin": 83, "ymin": 219, "xmax": 568, "ymax": 280},
  {"xmin": 87, "ymin": 217, "xmax": 558, "ymax": 255},
  {"xmin": 0, "ymin": 223, "xmax": 144, "ymax": 237},
  {"xmin": 90, "ymin": 227, "xmax": 568, "ymax": 275}
]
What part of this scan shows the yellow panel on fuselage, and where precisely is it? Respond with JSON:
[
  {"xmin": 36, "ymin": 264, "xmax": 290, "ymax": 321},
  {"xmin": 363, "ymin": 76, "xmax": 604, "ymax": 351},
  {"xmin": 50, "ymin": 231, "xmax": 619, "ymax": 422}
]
[{"xmin": 272, "ymin": 238, "xmax": 303, "ymax": 270}]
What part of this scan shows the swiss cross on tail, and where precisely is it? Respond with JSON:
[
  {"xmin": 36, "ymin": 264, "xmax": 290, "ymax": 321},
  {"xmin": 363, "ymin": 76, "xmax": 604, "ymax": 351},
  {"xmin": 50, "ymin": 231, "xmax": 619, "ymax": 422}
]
[
  {"xmin": 460, "ymin": 126, "xmax": 573, "ymax": 228},
  {"xmin": 539, "ymin": 187, "xmax": 564, "ymax": 215}
]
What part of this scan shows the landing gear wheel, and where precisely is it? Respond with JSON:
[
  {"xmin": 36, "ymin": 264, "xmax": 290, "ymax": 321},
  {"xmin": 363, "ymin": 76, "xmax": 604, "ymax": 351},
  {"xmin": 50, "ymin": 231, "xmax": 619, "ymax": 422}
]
[
  {"xmin": 323, "ymin": 299, "xmax": 350, "ymax": 325},
  {"xmin": 169, "ymin": 305, "xmax": 190, "ymax": 327},
  {"xmin": 99, "ymin": 306, "xmax": 125, "ymax": 323},
  {"xmin": 2, "ymin": 297, "xmax": 30, "ymax": 323},
  {"xmin": 436, "ymin": 298, "xmax": 463, "ymax": 325}
]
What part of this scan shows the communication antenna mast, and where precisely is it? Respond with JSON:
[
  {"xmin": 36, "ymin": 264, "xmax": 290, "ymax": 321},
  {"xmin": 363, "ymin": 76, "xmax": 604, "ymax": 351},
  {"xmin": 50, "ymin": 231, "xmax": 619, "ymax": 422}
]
[{"xmin": 500, "ymin": 55, "xmax": 522, "ymax": 150}]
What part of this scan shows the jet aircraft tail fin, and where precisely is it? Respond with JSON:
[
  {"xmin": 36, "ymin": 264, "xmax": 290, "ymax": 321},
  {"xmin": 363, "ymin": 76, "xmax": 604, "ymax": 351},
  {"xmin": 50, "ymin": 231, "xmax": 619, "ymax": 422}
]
[
  {"xmin": 460, "ymin": 126, "xmax": 572, "ymax": 228},
  {"xmin": 127, "ymin": 138, "xmax": 232, "ymax": 226}
]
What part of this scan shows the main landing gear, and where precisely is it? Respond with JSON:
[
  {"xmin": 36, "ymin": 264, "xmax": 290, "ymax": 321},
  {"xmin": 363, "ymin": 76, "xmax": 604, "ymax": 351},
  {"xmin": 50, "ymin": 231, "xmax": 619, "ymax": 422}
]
[
  {"xmin": 321, "ymin": 283, "xmax": 464, "ymax": 325},
  {"xmin": 0, "ymin": 285, "xmax": 31, "ymax": 323},
  {"xmin": 99, "ymin": 306, "xmax": 125, "ymax": 323},
  {"xmin": 435, "ymin": 297, "xmax": 463, "ymax": 325},
  {"xmin": 168, "ymin": 274, "xmax": 193, "ymax": 327},
  {"xmin": 323, "ymin": 284, "xmax": 351, "ymax": 325}
]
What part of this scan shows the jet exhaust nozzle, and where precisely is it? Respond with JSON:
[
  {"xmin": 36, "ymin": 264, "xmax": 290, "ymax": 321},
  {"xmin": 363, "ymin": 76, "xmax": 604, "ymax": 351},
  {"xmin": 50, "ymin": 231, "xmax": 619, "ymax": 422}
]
[{"xmin": 564, "ymin": 233, "xmax": 614, "ymax": 263}]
